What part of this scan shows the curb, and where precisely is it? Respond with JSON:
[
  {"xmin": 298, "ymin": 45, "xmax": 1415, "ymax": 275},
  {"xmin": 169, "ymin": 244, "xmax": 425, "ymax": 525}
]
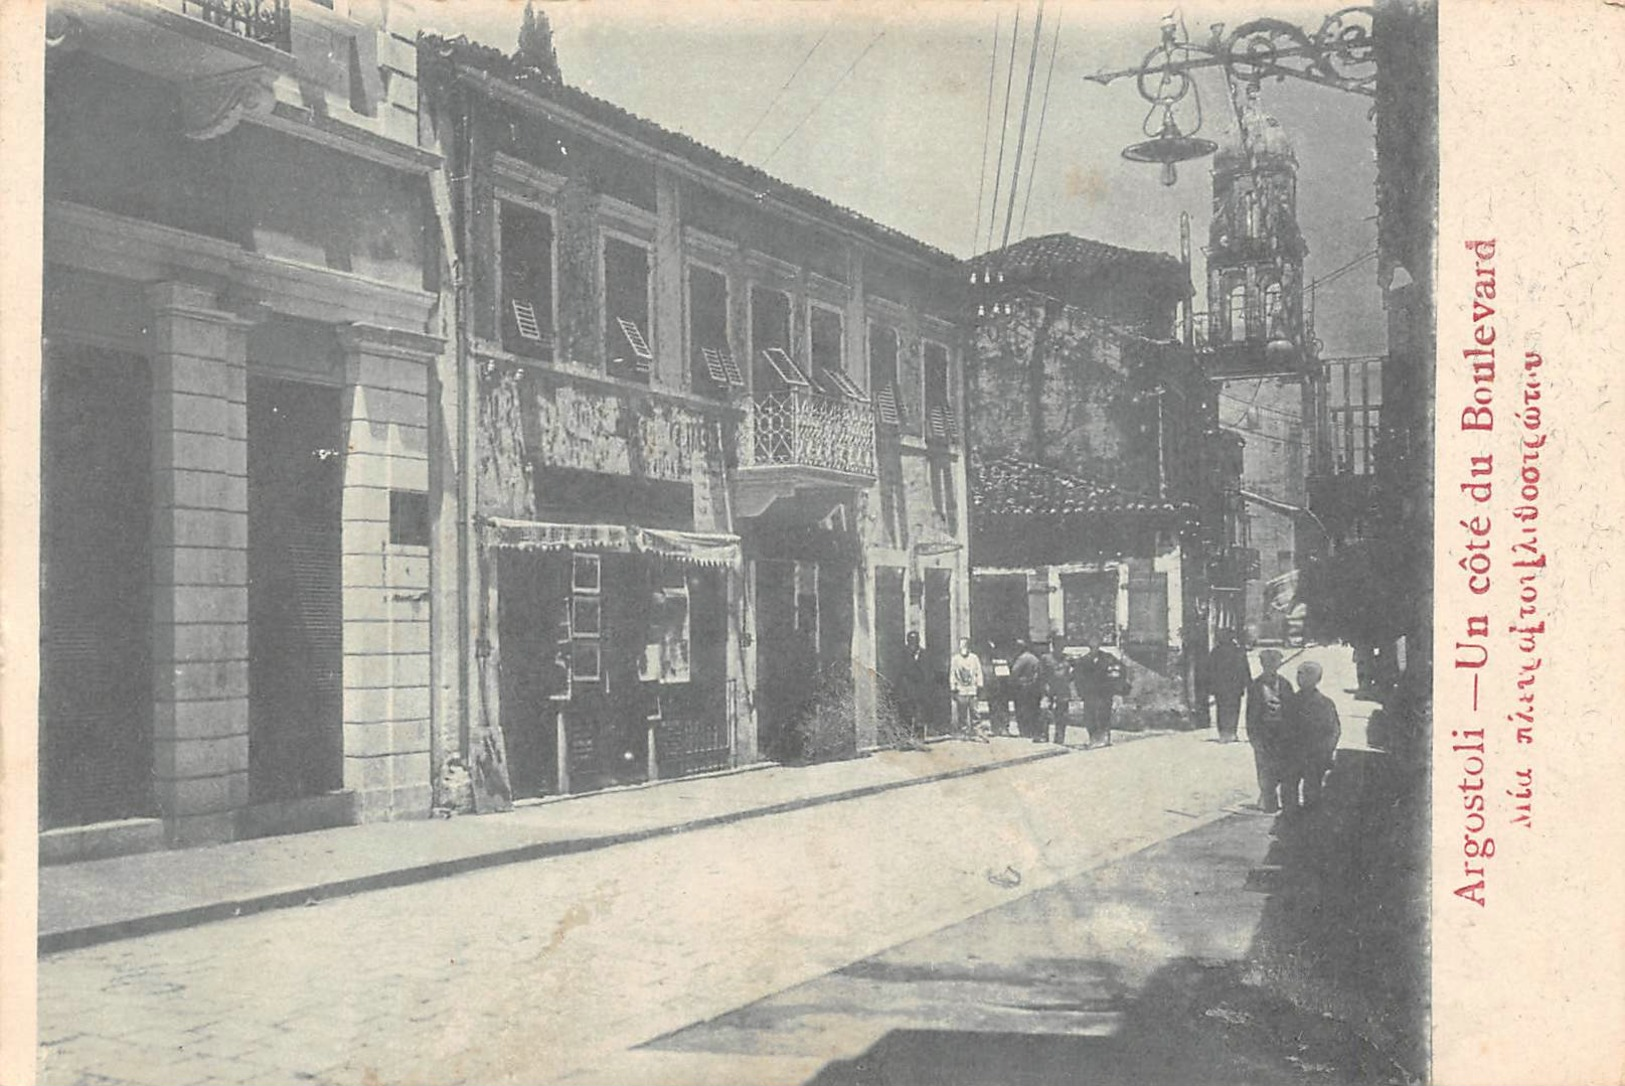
[{"xmin": 40, "ymin": 744, "xmax": 1073, "ymax": 956}]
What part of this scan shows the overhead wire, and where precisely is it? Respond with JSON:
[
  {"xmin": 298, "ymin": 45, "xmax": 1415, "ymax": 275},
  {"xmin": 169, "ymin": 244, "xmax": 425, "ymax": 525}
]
[
  {"xmin": 983, "ymin": 6, "xmax": 1022, "ymax": 254},
  {"xmin": 761, "ymin": 29, "xmax": 888, "ymax": 167},
  {"xmin": 999, "ymin": 2, "xmax": 1045, "ymax": 251},
  {"xmin": 971, "ymin": 12, "xmax": 1001, "ymax": 255},
  {"xmin": 1018, "ymin": 16, "xmax": 1062, "ymax": 239},
  {"xmin": 733, "ymin": 25, "xmax": 832, "ymax": 154}
]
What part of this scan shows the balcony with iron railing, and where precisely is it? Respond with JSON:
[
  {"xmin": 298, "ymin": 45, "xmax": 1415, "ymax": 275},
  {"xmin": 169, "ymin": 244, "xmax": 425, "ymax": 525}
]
[
  {"xmin": 740, "ymin": 390, "xmax": 877, "ymax": 480},
  {"xmin": 177, "ymin": 0, "xmax": 293, "ymax": 51}
]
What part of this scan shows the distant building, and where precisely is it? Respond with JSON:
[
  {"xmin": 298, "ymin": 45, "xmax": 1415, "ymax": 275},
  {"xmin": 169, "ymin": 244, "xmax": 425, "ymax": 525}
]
[
  {"xmin": 1201, "ymin": 87, "xmax": 1321, "ymax": 643},
  {"xmin": 966, "ymin": 234, "xmax": 1239, "ymax": 720}
]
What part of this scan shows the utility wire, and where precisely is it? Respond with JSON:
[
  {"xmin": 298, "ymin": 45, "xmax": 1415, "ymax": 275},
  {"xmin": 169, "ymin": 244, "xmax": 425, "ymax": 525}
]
[
  {"xmin": 1017, "ymin": 17, "xmax": 1062, "ymax": 239},
  {"xmin": 983, "ymin": 6, "xmax": 1021, "ymax": 254},
  {"xmin": 734, "ymin": 25, "xmax": 832, "ymax": 154},
  {"xmin": 762, "ymin": 30, "xmax": 888, "ymax": 166},
  {"xmin": 999, "ymin": 2, "xmax": 1045, "ymax": 251},
  {"xmin": 971, "ymin": 12, "xmax": 1001, "ymax": 256},
  {"xmin": 1302, "ymin": 249, "xmax": 1378, "ymax": 295}
]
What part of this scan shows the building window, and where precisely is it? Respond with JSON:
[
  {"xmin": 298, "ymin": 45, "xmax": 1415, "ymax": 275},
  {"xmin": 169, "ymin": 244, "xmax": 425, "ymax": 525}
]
[
  {"xmin": 500, "ymin": 202, "xmax": 554, "ymax": 359},
  {"xmin": 689, "ymin": 264, "xmax": 742, "ymax": 393},
  {"xmin": 1228, "ymin": 284, "xmax": 1248, "ymax": 343},
  {"xmin": 923, "ymin": 340, "xmax": 955, "ymax": 444},
  {"xmin": 808, "ymin": 304, "xmax": 843, "ymax": 389},
  {"xmin": 1327, "ymin": 356, "xmax": 1383, "ymax": 475},
  {"xmin": 869, "ymin": 322, "xmax": 902, "ymax": 428},
  {"xmin": 389, "ymin": 489, "xmax": 429, "ymax": 547},
  {"xmin": 605, "ymin": 236, "xmax": 653, "ymax": 382},
  {"xmin": 570, "ymin": 554, "xmax": 602, "ymax": 682},
  {"xmin": 1264, "ymin": 282, "xmax": 1284, "ymax": 336},
  {"xmin": 930, "ymin": 457, "xmax": 958, "ymax": 530},
  {"xmin": 751, "ymin": 286, "xmax": 804, "ymax": 391}
]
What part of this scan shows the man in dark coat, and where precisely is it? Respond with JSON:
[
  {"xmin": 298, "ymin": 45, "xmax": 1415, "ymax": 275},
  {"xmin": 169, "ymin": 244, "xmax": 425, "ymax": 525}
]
[
  {"xmin": 1009, "ymin": 640, "xmax": 1044, "ymax": 742},
  {"xmin": 1072, "ymin": 638, "xmax": 1128, "ymax": 749},
  {"xmin": 1205, "ymin": 630, "xmax": 1253, "ymax": 743},
  {"xmin": 1245, "ymin": 648, "xmax": 1294, "ymax": 813},
  {"xmin": 1039, "ymin": 637, "xmax": 1073, "ymax": 744},
  {"xmin": 898, "ymin": 630, "xmax": 930, "ymax": 741}
]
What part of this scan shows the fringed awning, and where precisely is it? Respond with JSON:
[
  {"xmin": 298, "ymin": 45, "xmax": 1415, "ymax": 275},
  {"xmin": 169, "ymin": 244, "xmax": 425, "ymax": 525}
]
[{"xmin": 483, "ymin": 517, "xmax": 742, "ymax": 569}]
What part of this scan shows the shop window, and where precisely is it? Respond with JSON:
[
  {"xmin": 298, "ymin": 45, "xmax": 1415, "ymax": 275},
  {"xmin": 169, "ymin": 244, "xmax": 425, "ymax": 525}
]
[
  {"xmin": 869, "ymin": 322, "xmax": 902, "ymax": 428},
  {"xmin": 501, "ymin": 202, "xmax": 555, "ymax": 359},
  {"xmin": 689, "ymin": 265, "xmax": 743, "ymax": 393},
  {"xmin": 388, "ymin": 489, "xmax": 429, "ymax": 547},
  {"xmin": 570, "ymin": 554, "xmax": 601, "ymax": 682},
  {"xmin": 923, "ymin": 341, "xmax": 955, "ymax": 443},
  {"xmin": 605, "ymin": 236, "xmax": 653, "ymax": 382},
  {"xmin": 643, "ymin": 563, "xmax": 692, "ymax": 685}
]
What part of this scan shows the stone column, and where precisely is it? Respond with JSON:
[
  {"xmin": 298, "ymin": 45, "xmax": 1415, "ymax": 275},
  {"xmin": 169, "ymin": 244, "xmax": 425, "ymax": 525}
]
[
  {"xmin": 146, "ymin": 282, "xmax": 254, "ymax": 847},
  {"xmin": 336, "ymin": 324, "xmax": 444, "ymax": 822}
]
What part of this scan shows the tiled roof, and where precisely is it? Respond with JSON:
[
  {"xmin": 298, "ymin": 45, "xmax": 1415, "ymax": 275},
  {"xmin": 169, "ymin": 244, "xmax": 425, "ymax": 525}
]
[
  {"xmin": 971, "ymin": 233, "xmax": 1186, "ymax": 288},
  {"xmin": 970, "ymin": 455, "xmax": 1195, "ymax": 520},
  {"xmin": 421, "ymin": 35, "xmax": 961, "ymax": 271}
]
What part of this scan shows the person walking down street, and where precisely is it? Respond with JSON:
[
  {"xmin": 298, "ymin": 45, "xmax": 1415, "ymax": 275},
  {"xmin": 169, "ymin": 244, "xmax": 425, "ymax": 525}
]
[
  {"xmin": 1072, "ymin": 639, "xmax": 1130, "ymax": 749},
  {"xmin": 1206, "ymin": 630, "xmax": 1253, "ymax": 743},
  {"xmin": 950, "ymin": 638, "xmax": 988, "ymax": 742},
  {"xmin": 1010, "ymin": 640, "xmax": 1044, "ymax": 742},
  {"xmin": 1283, "ymin": 660, "xmax": 1341, "ymax": 811},
  {"xmin": 1246, "ymin": 648, "xmax": 1294, "ymax": 813},
  {"xmin": 1040, "ymin": 638, "xmax": 1074, "ymax": 744}
]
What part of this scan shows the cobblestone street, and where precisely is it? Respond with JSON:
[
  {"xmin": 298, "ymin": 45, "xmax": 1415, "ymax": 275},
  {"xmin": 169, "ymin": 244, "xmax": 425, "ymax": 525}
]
[{"xmin": 40, "ymin": 724, "xmax": 1267, "ymax": 1086}]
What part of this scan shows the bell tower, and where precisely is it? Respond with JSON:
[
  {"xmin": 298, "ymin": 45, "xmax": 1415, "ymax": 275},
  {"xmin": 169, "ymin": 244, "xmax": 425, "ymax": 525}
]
[{"xmin": 1205, "ymin": 85, "xmax": 1309, "ymax": 375}]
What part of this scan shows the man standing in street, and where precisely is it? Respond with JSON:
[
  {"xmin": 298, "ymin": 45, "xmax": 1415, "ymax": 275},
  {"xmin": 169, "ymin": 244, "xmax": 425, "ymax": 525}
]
[
  {"xmin": 1246, "ymin": 648, "xmax": 1294, "ymax": 813},
  {"xmin": 1072, "ymin": 637, "xmax": 1129, "ymax": 749},
  {"xmin": 1040, "ymin": 636, "xmax": 1074, "ymax": 744},
  {"xmin": 898, "ymin": 630, "xmax": 930, "ymax": 742},
  {"xmin": 949, "ymin": 637, "xmax": 987, "ymax": 742},
  {"xmin": 1010, "ymin": 639, "xmax": 1044, "ymax": 742},
  {"xmin": 1205, "ymin": 629, "xmax": 1253, "ymax": 743},
  {"xmin": 1283, "ymin": 659, "xmax": 1341, "ymax": 812}
]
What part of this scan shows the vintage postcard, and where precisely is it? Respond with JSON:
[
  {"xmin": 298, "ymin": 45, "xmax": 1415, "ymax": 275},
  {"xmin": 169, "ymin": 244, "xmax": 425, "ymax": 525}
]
[{"xmin": 1, "ymin": 1, "xmax": 1620, "ymax": 1083}]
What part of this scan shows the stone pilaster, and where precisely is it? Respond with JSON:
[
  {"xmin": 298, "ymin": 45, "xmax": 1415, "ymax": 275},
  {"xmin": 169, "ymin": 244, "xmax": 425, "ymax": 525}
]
[
  {"xmin": 146, "ymin": 282, "xmax": 254, "ymax": 846},
  {"xmin": 335, "ymin": 324, "xmax": 444, "ymax": 821}
]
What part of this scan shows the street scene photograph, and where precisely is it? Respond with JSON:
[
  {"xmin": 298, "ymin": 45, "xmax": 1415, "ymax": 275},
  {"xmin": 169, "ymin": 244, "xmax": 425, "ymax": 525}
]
[{"xmin": 29, "ymin": 0, "xmax": 1435, "ymax": 1083}]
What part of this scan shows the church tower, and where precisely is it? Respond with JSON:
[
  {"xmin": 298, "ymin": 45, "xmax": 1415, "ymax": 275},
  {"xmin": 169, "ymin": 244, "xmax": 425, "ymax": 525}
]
[
  {"xmin": 1206, "ymin": 85, "xmax": 1309, "ymax": 374},
  {"xmin": 1203, "ymin": 85, "xmax": 1317, "ymax": 642}
]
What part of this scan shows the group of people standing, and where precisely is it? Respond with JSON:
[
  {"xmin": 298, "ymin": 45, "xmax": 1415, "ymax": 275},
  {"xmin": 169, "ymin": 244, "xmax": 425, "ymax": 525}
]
[
  {"xmin": 1204, "ymin": 631, "xmax": 1342, "ymax": 814},
  {"xmin": 949, "ymin": 635, "xmax": 1130, "ymax": 750}
]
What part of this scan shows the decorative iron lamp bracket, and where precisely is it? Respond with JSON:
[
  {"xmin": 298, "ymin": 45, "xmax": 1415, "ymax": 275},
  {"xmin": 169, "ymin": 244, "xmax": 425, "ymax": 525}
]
[{"xmin": 1087, "ymin": 9, "xmax": 1379, "ymax": 99}]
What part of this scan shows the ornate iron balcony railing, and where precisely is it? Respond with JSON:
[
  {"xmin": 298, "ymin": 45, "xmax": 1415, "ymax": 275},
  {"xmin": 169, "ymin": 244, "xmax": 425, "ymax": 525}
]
[
  {"xmin": 743, "ymin": 390, "xmax": 876, "ymax": 479},
  {"xmin": 179, "ymin": 0, "xmax": 292, "ymax": 52}
]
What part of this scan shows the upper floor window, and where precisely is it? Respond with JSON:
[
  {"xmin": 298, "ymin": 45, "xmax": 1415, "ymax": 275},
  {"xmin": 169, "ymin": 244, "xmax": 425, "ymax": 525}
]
[
  {"xmin": 500, "ymin": 202, "xmax": 555, "ymax": 360},
  {"xmin": 1264, "ymin": 282, "xmax": 1284, "ymax": 335},
  {"xmin": 808, "ymin": 303, "xmax": 866, "ymax": 401},
  {"xmin": 1228, "ymin": 284, "xmax": 1248, "ymax": 343},
  {"xmin": 752, "ymin": 286, "xmax": 808, "ymax": 391},
  {"xmin": 923, "ymin": 341, "xmax": 956, "ymax": 444},
  {"xmin": 869, "ymin": 323, "xmax": 903, "ymax": 429},
  {"xmin": 604, "ymin": 236, "xmax": 653, "ymax": 382},
  {"xmin": 689, "ymin": 265, "xmax": 743, "ymax": 395}
]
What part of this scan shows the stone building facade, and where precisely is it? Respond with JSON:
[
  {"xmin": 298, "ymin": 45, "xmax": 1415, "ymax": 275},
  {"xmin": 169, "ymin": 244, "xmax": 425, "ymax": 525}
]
[
  {"xmin": 418, "ymin": 37, "xmax": 969, "ymax": 803},
  {"xmin": 41, "ymin": 0, "xmax": 439, "ymax": 855},
  {"xmin": 966, "ymin": 234, "xmax": 1237, "ymax": 719}
]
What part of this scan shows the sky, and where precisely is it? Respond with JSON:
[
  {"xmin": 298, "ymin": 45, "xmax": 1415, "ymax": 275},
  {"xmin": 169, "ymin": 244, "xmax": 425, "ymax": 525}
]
[{"xmin": 426, "ymin": 0, "xmax": 1386, "ymax": 360}]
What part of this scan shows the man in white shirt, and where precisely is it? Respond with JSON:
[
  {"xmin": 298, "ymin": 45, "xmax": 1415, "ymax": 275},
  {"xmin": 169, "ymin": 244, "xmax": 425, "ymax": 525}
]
[{"xmin": 949, "ymin": 638, "xmax": 988, "ymax": 742}]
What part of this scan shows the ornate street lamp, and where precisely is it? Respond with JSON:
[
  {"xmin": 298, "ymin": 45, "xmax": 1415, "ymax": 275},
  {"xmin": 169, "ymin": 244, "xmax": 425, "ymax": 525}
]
[{"xmin": 1090, "ymin": 8, "xmax": 1378, "ymax": 186}]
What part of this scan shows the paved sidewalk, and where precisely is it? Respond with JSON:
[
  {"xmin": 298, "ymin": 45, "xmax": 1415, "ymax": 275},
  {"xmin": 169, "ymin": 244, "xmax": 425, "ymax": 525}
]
[{"xmin": 41, "ymin": 734, "xmax": 1103, "ymax": 954}]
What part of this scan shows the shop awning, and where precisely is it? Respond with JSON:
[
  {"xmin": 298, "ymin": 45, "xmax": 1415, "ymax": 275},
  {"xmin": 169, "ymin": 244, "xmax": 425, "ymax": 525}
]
[{"xmin": 483, "ymin": 517, "xmax": 742, "ymax": 569}]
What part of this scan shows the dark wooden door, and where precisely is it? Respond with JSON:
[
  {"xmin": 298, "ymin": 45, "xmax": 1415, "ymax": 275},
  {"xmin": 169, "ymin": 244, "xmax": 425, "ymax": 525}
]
[
  {"xmin": 874, "ymin": 566, "xmax": 907, "ymax": 715},
  {"xmin": 497, "ymin": 551, "xmax": 566, "ymax": 799},
  {"xmin": 923, "ymin": 568, "xmax": 953, "ymax": 731},
  {"xmin": 248, "ymin": 378, "xmax": 343, "ymax": 802},
  {"xmin": 753, "ymin": 559, "xmax": 802, "ymax": 759},
  {"xmin": 39, "ymin": 346, "xmax": 153, "ymax": 828}
]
